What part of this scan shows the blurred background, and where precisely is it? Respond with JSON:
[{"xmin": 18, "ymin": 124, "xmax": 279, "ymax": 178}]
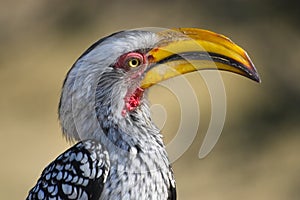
[{"xmin": 1, "ymin": 0, "xmax": 299, "ymax": 199}]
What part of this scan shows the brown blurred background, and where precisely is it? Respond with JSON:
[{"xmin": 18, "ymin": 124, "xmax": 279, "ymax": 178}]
[{"xmin": 1, "ymin": 0, "xmax": 300, "ymax": 199}]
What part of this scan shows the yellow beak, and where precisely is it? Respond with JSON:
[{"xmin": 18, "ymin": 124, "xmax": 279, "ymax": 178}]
[{"xmin": 141, "ymin": 28, "xmax": 260, "ymax": 89}]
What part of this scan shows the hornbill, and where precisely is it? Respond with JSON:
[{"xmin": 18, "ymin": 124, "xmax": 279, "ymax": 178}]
[{"xmin": 26, "ymin": 28, "xmax": 260, "ymax": 200}]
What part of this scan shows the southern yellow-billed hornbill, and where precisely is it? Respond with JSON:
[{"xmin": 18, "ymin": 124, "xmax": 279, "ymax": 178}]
[{"xmin": 26, "ymin": 28, "xmax": 260, "ymax": 200}]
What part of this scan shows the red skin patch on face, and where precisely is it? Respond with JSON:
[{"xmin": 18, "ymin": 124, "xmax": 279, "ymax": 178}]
[
  {"xmin": 122, "ymin": 87, "xmax": 144, "ymax": 116},
  {"xmin": 115, "ymin": 52, "xmax": 147, "ymax": 116},
  {"xmin": 147, "ymin": 55, "xmax": 155, "ymax": 63}
]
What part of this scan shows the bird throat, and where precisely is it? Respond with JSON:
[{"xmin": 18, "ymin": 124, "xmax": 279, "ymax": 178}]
[{"xmin": 122, "ymin": 87, "xmax": 144, "ymax": 116}]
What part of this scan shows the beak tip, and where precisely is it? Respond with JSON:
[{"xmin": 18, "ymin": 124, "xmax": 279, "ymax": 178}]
[
  {"xmin": 244, "ymin": 53, "xmax": 261, "ymax": 83},
  {"xmin": 252, "ymin": 72, "xmax": 261, "ymax": 83},
  {"xmin": 247, "ymin": 65, "xmax": 261, "ymax": 83}
]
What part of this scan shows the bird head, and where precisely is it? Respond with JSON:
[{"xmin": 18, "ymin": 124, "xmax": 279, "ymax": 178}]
[{"xmin": 59, "ymin": 28, "xmax": 260, "ymax": 146}]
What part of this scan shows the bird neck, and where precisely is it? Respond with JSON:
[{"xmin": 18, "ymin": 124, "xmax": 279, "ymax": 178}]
[{"xmin": 96, "ymin": 96, "xmax": 165, "ymax": 151}]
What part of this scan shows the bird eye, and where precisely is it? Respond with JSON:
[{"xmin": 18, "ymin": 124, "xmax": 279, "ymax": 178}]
[
  {"xmin": 127, "ymin": 58, "xmax": 141, "ymax": 68},
  {"xmin": 115, "ymin": 52, "xmax": 145, "ymax": 70}
]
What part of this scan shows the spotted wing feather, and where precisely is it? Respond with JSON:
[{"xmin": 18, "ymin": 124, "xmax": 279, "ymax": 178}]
[{"xmin": 26, "ymin": 140, "xmax": 110, "ymax": 200}]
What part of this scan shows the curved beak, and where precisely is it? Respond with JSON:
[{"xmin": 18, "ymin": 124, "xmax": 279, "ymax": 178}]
[{"xmin": 141, "ymin": 28, "xmax": 260, "ymax": 89}]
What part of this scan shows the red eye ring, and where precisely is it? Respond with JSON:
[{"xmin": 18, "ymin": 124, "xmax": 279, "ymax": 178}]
[{"xmin": 115, "ymin": 52, "xmax": 145, "ymax": 70}]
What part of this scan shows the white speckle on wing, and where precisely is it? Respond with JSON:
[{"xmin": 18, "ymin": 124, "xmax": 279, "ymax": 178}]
[
  {"xmin": 56, "ymin": 171, "xmax": 63, "ymax": 181},
  {"xmin": 76, "ymin": 152, "xmax": 83, "ymax": 161},
  {"xmin": 37, "ymin": 190, "xmax": 44, "ymax": 199},
  {"xmin": 62, "ymin": 184, "xmax": 72, "ymax": 195}
]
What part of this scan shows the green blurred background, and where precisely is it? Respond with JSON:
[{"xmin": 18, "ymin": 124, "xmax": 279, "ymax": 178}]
[{"xmin": 1, "ymin": 0, "xmax": 299, "ymax": 199}]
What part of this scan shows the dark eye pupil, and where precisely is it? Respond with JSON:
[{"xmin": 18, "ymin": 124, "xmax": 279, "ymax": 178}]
[
  {"xmin": 129, "ymin": 58, "xmax": 140, "ymax": 68},
  {"xmin": 131, "ymin": 59, "xmax": 138, "ymax": 65}
]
